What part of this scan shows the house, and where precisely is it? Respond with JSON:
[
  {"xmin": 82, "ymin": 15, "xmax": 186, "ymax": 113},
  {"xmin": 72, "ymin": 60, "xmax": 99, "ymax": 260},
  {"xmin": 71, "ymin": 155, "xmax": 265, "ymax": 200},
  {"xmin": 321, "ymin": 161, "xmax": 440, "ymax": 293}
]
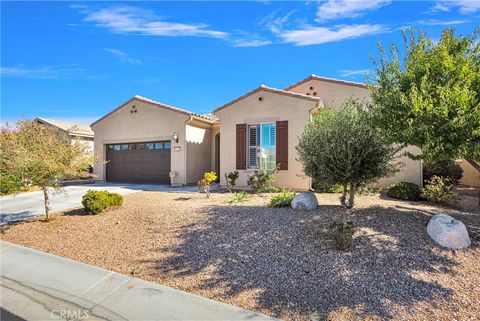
[
  {"xmin": 91, "ymin": 75, "xmax": 422, "ymax": 189},
  {"xmin": 35, "ymin": 117, "xmax": 94, "ymax": 155}
]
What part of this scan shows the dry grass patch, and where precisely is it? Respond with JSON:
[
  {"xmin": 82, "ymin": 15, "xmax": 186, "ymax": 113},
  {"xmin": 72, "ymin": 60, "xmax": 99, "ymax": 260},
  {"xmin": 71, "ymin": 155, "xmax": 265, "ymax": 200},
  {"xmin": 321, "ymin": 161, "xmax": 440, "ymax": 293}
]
[{"xmin": 1, "ymin": 191, "xmax": 479, "ymax": 321}]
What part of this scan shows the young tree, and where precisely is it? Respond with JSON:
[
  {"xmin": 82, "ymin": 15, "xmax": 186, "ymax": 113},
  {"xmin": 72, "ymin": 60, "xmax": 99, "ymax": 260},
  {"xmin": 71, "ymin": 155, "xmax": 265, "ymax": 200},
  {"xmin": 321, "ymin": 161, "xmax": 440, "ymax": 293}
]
[
  {"xmin": 368, "ymin": 28, "xmax": 480, "ymax": 174},
  {"xmin": 297, "ymin": 100, "xmax": 396, "ymax": 208},
  {"xmin": 0, "ymin": 120, "xmax": 94, "ymax": 220}
]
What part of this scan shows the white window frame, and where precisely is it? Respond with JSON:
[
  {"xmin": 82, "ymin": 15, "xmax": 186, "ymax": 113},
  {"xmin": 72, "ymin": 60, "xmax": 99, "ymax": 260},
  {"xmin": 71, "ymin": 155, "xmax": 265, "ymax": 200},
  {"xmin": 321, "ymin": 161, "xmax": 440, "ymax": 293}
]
[{"xmin": 247, "ymin": 122, "xmax": 276, "ymax": 170}]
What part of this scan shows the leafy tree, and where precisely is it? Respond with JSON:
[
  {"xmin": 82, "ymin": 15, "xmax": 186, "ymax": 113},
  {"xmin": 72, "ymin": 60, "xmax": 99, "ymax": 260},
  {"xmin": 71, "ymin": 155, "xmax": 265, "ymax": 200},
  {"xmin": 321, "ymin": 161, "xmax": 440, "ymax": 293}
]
[
  {"xmin": 0, "ymin": 120, "xmax": 94, "ymax": 220},
  {"xmin": 297, "ymin": 100, "xmax": 395, "ymax": 208},
  {"xmin": 368, "ymin": 28, "xmax": 480, "ymax": 171}
]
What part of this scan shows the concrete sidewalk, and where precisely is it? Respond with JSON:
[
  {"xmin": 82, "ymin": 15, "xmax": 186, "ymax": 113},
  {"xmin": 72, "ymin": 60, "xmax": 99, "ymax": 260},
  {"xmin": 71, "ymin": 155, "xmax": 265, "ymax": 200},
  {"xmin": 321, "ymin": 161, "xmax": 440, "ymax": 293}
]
[{"xmin": 0, "ymin": 241, "xmax": 278, "ymax": 321}]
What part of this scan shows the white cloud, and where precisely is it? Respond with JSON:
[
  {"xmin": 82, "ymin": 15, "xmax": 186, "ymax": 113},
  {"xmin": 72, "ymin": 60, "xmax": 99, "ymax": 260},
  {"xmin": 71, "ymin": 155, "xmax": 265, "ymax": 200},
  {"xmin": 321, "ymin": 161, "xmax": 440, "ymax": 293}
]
[
  {"xmin": 104, "ymin": 48, "xmax": 142, "ymax": 65},
  {"xmin": 79, "ymin": 6, "xmax": 228, "ymax": 38},
  {"xmin": 415, "ymin": 19, "xmax": 469, "ymax": 26},
  {"xmin": 258, "ymin": 9, "xmax": 297, "ymax": 33},
  {"xmin": 339, "ymin": 69, "xmax": 372, "ymax": 77},
  {"xmin": 231, "ymin": 39, "xmax": 272, "ymax": 47},
  {"xmin": 280, "ymin": 24, "xmax": 388, "ymax": 46},
  {"xmin": 316, "ymin": 0, "xmax": 391, "ymax": 22},
  {"xmin": 0, "ymin": 65, "xmax": 85, "ymax": 79},
  {"xmin": 431, "ymin": 1, "xmax": 480, "ymax": 14}
]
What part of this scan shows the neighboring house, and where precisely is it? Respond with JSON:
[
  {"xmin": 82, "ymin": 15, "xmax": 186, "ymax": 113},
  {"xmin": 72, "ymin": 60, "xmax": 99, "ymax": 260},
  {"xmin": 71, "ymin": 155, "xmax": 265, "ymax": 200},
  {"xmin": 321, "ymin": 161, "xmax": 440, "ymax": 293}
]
[
  {"xmin": 91, "ymin": 75, "xmax": 422, "ymax": 190},
  {"xmin": 34, "ymin": 118, "xmax": 94, "ymax": 155}
]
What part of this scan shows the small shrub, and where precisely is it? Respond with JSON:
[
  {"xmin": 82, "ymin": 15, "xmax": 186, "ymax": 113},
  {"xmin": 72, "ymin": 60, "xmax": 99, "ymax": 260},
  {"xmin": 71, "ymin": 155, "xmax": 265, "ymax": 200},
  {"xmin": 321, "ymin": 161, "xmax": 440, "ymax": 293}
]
[
  {"xmin": 357, "ymin": 183, "xmax": 382, "ymax": 195},
  {"xmin": 386, "ymin": 182, "xmax": 422, "ymax": 201},
  {"xmin": 197, "ymin": 171, "xmax": 217, "ymax": 198},
  {"xmin": 423, "ymin": 160, "xmax": 463, "ymax": 185},
  {"xmin": 313, "ymin": 181, "xmax": 344, "ymax": 193},
  {"xmin": 421, "ymin": 175, "xmax": 459, "ymax": 204},
  {"xmin": 0, "ymin": 176, "xmax": 22, "ymax": 195},
  {"xmin": 247, "ymin": 167, "xmax": 278, "ymax": 193},
  {"xmin": 225, "ymin": 171, "xmax": 239, "ymax": 192},
  {"xmin": 328, "ymin": 220, "xmax": 355, "ymax": 251},
  {"xmin": 82, "ymin": 190, "xmax": 123, "ymax": 214},
  {"xmin": 228, "ymin": 191, "xmax": 248, "ymax": 205},
  {"xmin": 269, "ymin": 189, "xmax": 296, "ymax": 207}
]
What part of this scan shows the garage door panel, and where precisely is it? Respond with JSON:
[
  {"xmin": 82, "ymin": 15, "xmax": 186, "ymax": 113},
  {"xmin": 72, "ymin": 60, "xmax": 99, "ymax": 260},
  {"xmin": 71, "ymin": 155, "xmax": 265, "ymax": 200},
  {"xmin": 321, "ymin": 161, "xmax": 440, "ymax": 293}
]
[{"xmin": 106, "ymin": 141, "xmax": 171, "ymax": 184}]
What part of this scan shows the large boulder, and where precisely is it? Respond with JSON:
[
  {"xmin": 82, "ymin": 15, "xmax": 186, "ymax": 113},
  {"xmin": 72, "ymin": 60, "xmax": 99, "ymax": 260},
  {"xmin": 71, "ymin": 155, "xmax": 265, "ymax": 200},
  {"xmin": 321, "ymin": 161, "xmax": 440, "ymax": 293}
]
[
  {"xmin": 427, "ymin": 213, "xmax": 471, "ymax": 249},
  {"xmin": 291, "ymin": 192, "xmax": 318, "ymax": 210}
]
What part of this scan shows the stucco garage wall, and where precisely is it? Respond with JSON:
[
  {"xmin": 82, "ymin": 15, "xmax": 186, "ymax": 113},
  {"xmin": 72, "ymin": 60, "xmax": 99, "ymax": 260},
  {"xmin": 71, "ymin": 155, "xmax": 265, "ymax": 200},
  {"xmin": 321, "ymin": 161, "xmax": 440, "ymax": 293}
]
[
  {"xmin": 92, "ymin": 99, "xmax": 189, "ymax": 186},
  {"xmin": 186, "ymin": 124, "xmax": 212, "ymax": 184},
  {"xmin": 215, "ymin": 90, "xmax": 319, "ymax": 191}
]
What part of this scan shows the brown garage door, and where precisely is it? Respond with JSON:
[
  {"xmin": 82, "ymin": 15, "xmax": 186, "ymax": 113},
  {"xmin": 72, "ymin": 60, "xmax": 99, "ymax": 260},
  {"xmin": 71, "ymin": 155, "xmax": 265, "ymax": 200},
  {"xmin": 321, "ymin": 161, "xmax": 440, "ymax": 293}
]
[{"xmin": 106, "ymin": 141, "xmax": 171, "ymax": 184}]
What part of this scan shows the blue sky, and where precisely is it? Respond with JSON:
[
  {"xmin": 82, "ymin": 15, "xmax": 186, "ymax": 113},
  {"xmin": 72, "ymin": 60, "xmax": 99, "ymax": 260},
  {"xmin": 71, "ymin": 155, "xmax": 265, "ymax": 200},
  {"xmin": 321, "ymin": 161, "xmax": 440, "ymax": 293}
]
[{"xmin": 1, "ymin": 1, "xmax": 479, "ymax": 125}]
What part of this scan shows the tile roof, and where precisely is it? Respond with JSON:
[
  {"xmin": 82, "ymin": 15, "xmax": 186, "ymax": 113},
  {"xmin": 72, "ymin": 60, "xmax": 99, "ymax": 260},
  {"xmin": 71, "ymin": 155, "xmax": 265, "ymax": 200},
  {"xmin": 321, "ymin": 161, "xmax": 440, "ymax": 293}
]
[
  {"xmin": 284, "ymin": 74, "xmax": 368, "ymax": 91},
  {"xmin": 91, "ymin": 95, "xmax": 216, "ymax": 127},
  {"xmin": 35, "ymin": 118, "xmax": 94, "ymax": 137},
  {"xmin": 213, "ymin": 84, "xmax": 322, "ymax": 113}
]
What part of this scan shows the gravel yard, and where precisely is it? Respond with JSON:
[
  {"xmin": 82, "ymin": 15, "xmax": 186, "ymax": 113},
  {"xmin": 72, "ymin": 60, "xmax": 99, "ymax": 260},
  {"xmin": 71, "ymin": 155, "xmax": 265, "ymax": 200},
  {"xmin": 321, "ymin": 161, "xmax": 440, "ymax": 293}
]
[{"xmin": 1, "ymin": 191, "xmax": 479, "ymax": 321}]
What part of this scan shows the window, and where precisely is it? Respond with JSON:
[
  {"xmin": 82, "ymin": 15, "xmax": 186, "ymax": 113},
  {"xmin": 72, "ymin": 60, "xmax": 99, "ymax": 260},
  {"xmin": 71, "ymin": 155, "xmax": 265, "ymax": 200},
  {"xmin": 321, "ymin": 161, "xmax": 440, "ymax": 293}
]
[
  {"xmin": 154, "ymin": 142, "xmax": 163, "ymax": 149},
  {"xmin": 121, "ymin": 144, "xmax": 128, "ymax": 151},
  {"xmin": 107, "ymin": 145, "xmax": 114, "ymax": 151},
  {"xmin": 146, "ymin": 143, "xmax": 154, "ymax": 150},
  {"xmin": 114, "ymin": 144, "xmax": 121, "ymax": 151},
  {"xmin": 164, "ymin": 142, "xmax": 171, "ymax": 149},
  {"xmin": 248, "ymin": 123, "xmax": 276, "ymax": 169}
]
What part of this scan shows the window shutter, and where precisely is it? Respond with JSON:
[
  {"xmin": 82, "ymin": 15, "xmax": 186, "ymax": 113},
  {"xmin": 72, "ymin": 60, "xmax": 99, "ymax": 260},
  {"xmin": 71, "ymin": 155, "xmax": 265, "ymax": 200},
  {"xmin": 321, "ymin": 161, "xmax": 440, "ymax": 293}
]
[
  {"xmin": 236, "ymin": 124, "xmax": 247, "ymax": 170},
  {"xmin": 276, "ymin": 120, "xmax": 288, "ymax": 170}
]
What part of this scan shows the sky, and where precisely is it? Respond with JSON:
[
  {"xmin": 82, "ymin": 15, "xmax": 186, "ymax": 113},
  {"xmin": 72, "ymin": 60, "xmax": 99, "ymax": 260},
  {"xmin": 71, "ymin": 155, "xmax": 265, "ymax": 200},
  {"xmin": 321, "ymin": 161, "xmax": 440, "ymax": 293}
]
[{"xmin": 1, "ymin": 0, "xmax": 479, "ymax": 125}]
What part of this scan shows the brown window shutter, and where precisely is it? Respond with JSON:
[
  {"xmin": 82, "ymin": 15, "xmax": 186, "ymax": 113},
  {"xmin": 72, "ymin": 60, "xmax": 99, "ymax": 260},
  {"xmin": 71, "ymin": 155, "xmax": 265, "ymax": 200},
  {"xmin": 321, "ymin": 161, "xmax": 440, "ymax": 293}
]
[
  {"xmin": 276, "ymin": 121, "xmax": 288, "ymax": 170},
  {"xmin": 236, "ymin": 124, "xmax": 247, "ymax": 170}
]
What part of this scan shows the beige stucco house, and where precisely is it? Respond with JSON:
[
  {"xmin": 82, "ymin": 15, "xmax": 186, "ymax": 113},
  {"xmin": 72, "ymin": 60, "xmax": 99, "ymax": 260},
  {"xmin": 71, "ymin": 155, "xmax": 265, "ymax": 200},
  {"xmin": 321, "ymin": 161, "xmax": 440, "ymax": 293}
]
[
  {"xmin": 35, "ymin": 117, "xmax": 94, "ymax": 155},
  {"xmin": 91, "ymin": 75, "xmax": 423, "ymax": 190}
]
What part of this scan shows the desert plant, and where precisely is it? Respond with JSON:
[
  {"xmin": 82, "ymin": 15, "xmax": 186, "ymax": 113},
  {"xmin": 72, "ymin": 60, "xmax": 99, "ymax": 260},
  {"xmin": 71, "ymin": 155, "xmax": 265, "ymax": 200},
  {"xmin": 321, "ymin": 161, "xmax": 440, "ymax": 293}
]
[
  {"xmin": 423, "ymin": 160, "xmax": 463, "ymax": 185},
  {"xmin": 269, "ymin": 189, "xmax": 296, "ymax": 207},
  {"xmin": 421, "ymin": 175, "xmax": 459, "ymax": 204},
  {"xmin": 313, "ymin": 180, "xmax": 344, "ymax": 193},
  {"xmin": 386, "ymin": 182, "xmax": 422, "ymax": 201},
  {"xmin": 197, "ymin": 171, "xmax": 217, "ymax": 198},
  {"xmin": 0, "ymin": 120, "xmax": 95, "ymax": 220},
  {"xmin": 328, "ymin": 219, "xmax": 355, "ymax": 251},
  {"xmin": 82, "ymin": 190, "xmax": 123, "ymax": 214},
  {"xmin": 297, "ymin": 101, "xmax": 396, "ymax": 208},
  {"xmin": 247, "ymin": 166, "xmax": 278, "ymax": 193},
  {"xmin": 228, "ymin": 191, "xmax": 248, "ymax": 205},
  {"xmin": 225, "ymin": 171, "xmax": 239, "ymax": 192}
]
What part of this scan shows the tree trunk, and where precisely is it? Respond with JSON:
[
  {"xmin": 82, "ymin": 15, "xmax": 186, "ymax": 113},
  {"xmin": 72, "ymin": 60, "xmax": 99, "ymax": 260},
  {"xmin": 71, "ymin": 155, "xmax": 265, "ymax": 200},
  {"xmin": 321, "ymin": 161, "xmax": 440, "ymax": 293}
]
[
  {"xmin": 348, "ymin": 183, "xmax": 356, "ymax": 209},
  {"xmin": 464, "ymin": 158, "xmax": 480, "ymax": 208},
  {"xmin": 340, "ymin": 183, "xmax": 348, "ymax": 208},
  {"xmin": 42, "ymin": 187, "xmax": 51, "ymax": 221}
]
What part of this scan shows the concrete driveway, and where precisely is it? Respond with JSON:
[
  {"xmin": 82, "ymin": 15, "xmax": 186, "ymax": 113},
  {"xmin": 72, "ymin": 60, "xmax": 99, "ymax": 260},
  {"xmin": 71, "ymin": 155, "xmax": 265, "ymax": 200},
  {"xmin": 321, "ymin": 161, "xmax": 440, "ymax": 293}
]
[{"xmin": 0, "ymin": 183, "xmax": 204, "ymax": 225}]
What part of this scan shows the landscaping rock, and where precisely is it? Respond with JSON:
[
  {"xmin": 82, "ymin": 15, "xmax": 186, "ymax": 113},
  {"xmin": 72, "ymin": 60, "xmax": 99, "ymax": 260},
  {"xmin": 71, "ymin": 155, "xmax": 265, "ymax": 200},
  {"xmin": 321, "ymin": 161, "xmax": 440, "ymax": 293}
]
[
  {"xmin": 427, "ymin": 213, "xmax": 471, "ymax": 249},
  {"xmin": 291, "ymin": 192, "xmax": 318, "ymax": 210}
]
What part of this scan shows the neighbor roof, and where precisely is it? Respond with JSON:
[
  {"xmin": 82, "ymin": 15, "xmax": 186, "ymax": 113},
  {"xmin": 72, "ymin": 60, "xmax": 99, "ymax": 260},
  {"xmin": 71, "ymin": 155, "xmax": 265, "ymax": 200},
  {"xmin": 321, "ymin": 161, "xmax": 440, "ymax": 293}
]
[
  {"xmin": 284, "ymin": 74, "xmax": 368, "ymax": 91},
  {"xmin": 213, "ymin": 85, "xmax": 322, "ymax": 113},
  {"xmin": 91, "ymin": 95, "xmax": 216, "ymax": 127},
  {"xmin": 35, "ymin": 118, "xmax": 94, "ymax": 137}
]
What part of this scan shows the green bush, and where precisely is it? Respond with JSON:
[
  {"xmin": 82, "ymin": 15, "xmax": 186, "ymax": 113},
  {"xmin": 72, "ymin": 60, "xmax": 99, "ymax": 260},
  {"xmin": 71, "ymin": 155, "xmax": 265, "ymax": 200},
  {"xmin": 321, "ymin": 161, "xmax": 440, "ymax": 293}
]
[
  {"xmin": 82, "ymin": 190, "xmax": 123, "ymax": 214},
  {"xmin": 247, "ymin": 168, "xmax": 278, "ymax": 193},
  {"xmin": 386, "ymin": 182, "xmax": 422, "ymax": 201},
  {"xmin": 421, "ymin": 175, "xmax": 459, "ymax": 204},
  {"xmin": 269, "ymin": 189, "xmax": 296, "ymax": 207},
  {"xmin": 423, "ymin": 160, "xmax": 463, "ymax": 185},
  {"xmin": 328, "ymin": 220, "xmax": 355, "ymax": 251},
  {"xmin": 228, "ymin": 191, "xmax": 248, "ymax": 205},
  {"xmin": 0, "ymin": 176, "xmax": 22, "ymax": 195},
  {"xmin": 225, "ymin": 171, "xmax": 239, "ymax": 192},
  {"xmin": 313, "ymin": 181, "xmax": 344, "ymax": 193}
]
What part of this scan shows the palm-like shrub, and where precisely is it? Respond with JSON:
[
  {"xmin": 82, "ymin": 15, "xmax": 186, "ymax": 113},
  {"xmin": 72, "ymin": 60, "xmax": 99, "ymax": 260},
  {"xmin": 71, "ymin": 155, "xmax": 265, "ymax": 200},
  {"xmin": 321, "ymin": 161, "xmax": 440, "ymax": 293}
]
[{"xmin": 269, "ymin": 189, "xmax": 296, "ymax": 207}]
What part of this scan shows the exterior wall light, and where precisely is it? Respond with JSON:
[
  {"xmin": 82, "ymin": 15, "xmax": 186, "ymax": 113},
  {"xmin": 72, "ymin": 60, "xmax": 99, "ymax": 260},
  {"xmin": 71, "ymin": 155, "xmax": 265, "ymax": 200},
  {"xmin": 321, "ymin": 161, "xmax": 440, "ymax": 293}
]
[{"xmin": 172, "ymin": 132, "xmax": 179, "ymax": 143}]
